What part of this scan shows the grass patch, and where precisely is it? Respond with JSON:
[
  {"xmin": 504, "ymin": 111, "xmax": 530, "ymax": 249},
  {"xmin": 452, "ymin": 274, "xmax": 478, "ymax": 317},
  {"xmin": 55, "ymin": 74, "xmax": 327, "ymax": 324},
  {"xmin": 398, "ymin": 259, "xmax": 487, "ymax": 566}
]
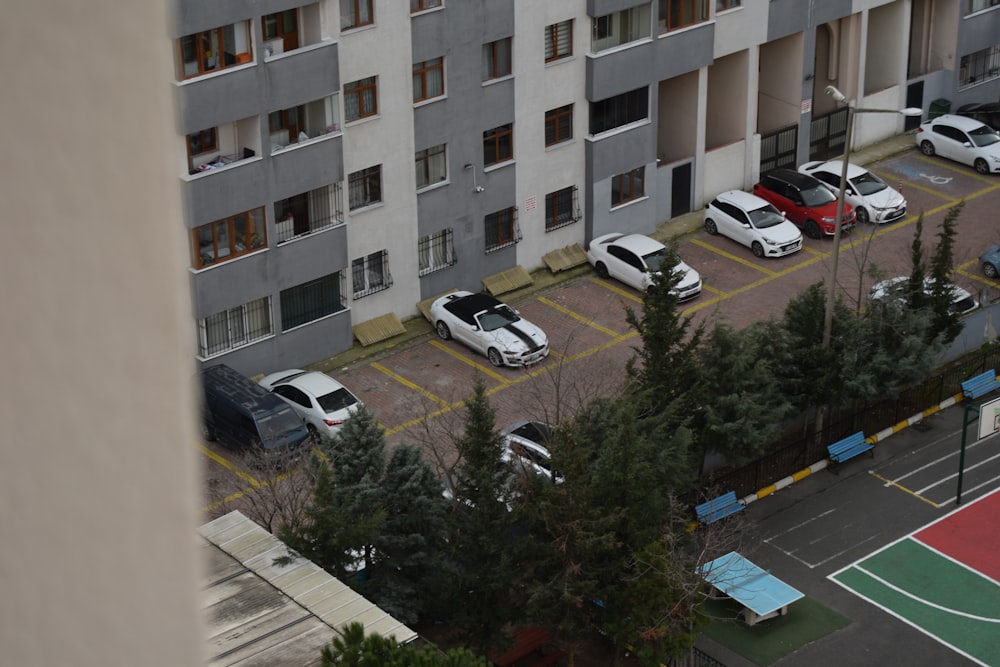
[{"xmin": 700, "ymin": 596, "xmax": 850, "ymax": 666}]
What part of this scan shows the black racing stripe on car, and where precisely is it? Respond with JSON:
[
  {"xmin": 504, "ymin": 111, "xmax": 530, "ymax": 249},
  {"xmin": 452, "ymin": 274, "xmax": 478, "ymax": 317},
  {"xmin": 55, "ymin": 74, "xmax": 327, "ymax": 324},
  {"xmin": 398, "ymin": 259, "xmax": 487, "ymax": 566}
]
[{"xmin": 503, "ymin": 323, "xmax": 542, "ymax": 352}]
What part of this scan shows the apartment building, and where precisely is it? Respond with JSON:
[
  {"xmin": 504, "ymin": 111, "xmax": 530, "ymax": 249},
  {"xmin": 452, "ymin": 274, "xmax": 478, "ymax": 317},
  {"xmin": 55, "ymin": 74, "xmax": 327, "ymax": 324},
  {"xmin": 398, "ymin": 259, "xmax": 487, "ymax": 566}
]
[{"xmin": 172, "ymin": 0, "xmax": 998, "ymax": 377}]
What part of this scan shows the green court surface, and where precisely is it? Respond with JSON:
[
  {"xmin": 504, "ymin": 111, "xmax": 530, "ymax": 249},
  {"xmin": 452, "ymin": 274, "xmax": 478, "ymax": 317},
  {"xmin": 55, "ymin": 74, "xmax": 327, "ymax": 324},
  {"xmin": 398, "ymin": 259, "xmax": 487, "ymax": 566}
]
[
  {"xmin": 701, "ymin": 596, "xmax": 850, "ymax": 666},
  {"xmin": 832, "ymin": 538, "xmax": 1000, "ymax": 666}
]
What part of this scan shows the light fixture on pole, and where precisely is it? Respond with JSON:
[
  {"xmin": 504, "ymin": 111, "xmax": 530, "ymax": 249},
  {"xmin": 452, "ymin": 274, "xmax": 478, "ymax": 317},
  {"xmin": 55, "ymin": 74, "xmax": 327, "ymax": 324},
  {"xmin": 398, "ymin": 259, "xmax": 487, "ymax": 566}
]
[
  {"xmin": 820, "ymin": 86, "xmax": 922, "ymax": 348},
  {"xmin": 464, "ymin": 163, "xmax": 485, "ymax": 193}
]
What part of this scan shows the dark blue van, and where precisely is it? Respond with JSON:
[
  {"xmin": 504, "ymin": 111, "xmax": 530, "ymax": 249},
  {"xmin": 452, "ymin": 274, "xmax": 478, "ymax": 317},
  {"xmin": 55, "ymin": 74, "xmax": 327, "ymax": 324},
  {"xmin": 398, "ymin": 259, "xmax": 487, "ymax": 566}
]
[{"xmin": 200, "ymin": 364, "xmax": 311, "ymax": 463}]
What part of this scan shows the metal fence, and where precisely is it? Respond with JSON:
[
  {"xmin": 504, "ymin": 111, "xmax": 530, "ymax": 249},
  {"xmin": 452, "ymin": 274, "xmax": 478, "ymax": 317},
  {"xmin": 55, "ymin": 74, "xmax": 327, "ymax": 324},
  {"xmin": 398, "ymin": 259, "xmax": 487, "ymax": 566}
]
[
  {"xmin": 668, "ymin": 645, "xmax": 727, "ymax": 667},
  {"xmin": 693, "ymin": 344, "xmax": 1000, "ymax": 501}
]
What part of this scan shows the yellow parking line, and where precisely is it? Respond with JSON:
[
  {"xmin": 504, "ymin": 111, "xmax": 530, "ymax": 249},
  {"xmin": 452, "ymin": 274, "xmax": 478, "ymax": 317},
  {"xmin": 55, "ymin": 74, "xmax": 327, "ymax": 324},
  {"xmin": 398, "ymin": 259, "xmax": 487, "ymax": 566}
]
[
  {"xmin": 689, "ymin": 238, "xmax": 778, "ymax": 276},
  {"xmin": 200, "ymin": 444, "xmax": 260, "ymax": 487},
  {"xmin": 590, "ymin": 277, "xmax": 643, "ymax": 302},
  {"xmin": 538, "ymin": 296, "xmax": 627, "ymax": 340},
  {"xmin": 702, "ymin": 283, "xmax": 727, "ymax": 296},
  {"xmin": 888, "ymin": 177, "xmax": 953, "ymax": 199},
  {"xmin": 869, "ymin": 471, "xmax": 940, "ymax": 508},
  {"xmin": 371, "ymin": 361, "xmax": 453, "ymax": 406},
  {"xmin": 428, "ymin": 339, "xmax": 510, "ymax": 384}
]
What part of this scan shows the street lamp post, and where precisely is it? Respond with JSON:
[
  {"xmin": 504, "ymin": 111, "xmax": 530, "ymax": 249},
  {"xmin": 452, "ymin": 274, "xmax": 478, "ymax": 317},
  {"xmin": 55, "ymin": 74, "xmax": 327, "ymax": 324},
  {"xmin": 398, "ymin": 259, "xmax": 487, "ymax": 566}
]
[{"xmin": 820, "ymin": 86, "xmax": 922, "ymax": 348}]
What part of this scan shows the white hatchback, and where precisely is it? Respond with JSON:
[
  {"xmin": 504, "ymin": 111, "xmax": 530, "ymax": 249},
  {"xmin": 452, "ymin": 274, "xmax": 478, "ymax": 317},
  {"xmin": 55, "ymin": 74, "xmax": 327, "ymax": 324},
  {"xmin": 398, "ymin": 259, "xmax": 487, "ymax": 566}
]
[
  {"xmin": 798, "ymin": 160, "xmax": 907, "ymax": 225},
  {"xmin": 703, "ymin": 190, "xmax": 803, "ymax": 258},
  {"xmin": 915, "ymin": 114, "xmax": 1000, "ymax": 175}
]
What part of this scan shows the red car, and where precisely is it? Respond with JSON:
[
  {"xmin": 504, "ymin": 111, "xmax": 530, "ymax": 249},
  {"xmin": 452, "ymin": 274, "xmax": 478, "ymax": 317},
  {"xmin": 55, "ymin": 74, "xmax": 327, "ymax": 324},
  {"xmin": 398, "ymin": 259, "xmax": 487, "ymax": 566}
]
[{"xmin": 752, "ymin": 168, "xmax": 855, "ymax": 239}]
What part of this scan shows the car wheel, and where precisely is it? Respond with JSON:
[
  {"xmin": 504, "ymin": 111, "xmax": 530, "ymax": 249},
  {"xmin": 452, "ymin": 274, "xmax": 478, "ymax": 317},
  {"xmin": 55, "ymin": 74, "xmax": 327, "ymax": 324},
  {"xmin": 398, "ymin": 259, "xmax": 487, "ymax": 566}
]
[
  {"xmin": 594, "ymin": 261, "xmax": 610, "ymax": 279},
  {"xmin": 487, "ymin": 348, "xmax": 504, "ymax": 367},
  {"xmin": 202, "ymin": 422, "xmax": 216, "ymax": 442},
  {"xmin": 975, "ymin": 158, "xmax": 990, "ymax": 175},
  {"xmin": 705, "ymin": 218, "xmax": 718, "ymax": 235},
  {"xmin": 435, "ymin": 321, "xmax": 451, "ymax": 340},
  {"xmin": 919, "ymin": 140, "xmax": 935, "ymax": 156},
  {"xmin": 856, "ymin": 207, "xmax": 870, "ymax": 225},
  {"xmin": 306, "ymin": 424, "xmax": 320, "ymax": 444},
  {"xmin": 985, "ymin": 262, "xmax": 999, "ymax": 279},
  {"xmin": 805, "ymin": 220, "xmax": 822, "ymax": 239},
  {"xmin": 751, "ymin": 241, "xmax": 765, "ymax": 258}
]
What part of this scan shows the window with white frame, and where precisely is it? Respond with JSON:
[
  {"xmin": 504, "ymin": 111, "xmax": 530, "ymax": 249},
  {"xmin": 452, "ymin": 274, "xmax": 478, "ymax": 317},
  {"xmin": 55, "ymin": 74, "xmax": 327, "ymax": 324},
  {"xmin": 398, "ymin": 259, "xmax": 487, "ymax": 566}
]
[
  {"xmin": 611, "ymin": 167, "xmax": 645, "ymax": 207},
  {"xmin": 418, "ymin": 229, "xmax": 456, "ymax": 275},
  {"xmin": 348, "ymin": 165, "xmax": 382, "ymax": 210},
  {"xmin": 341, "ymin": 0, "xmax": 373, "ymax": 30},
  {"xmin": 485, "ymin": 207, "xmax": 520, "ymax": 252},
  {"xmin": 198, "ymin": 296, "xmax": 272, "ymax": 358},
  {"xmin": 545, "ymin": 20, "xmax": 573, "ymax": 62},
  {"xmin": 545, "ymin": 186, "xmax": 580, "ymax": 230},
  {"xmin": 345, "ymin": 77, "xmax": 377, "ymax": 122},
  {"xmin": 415, "ymin": 144, "xmax": 447, "ymax": 189},
  {"xmin": 959, "ymin": 44, "xmax": 1000, "ymax": 88},
  {"xmin": 352, "ymin": 250, "xmax": 391, "ymax": 298},
  {"xmin": 274, "ymin": 184, "xmax": 343, "ymax": 243},
  {"xmin": 482, "ymin": 37, "xmax": 512, "ymax": 81},
  {"xmin": 592, "ymin": 6, "xmax": 650, "ymax": 52},
  {"xmin": 413, "ymin": 57, "xmax": 445, "ymax": 102},
  {"xmin": 280, "ymin": 272, "xmax": 345, "ymax": 330}
]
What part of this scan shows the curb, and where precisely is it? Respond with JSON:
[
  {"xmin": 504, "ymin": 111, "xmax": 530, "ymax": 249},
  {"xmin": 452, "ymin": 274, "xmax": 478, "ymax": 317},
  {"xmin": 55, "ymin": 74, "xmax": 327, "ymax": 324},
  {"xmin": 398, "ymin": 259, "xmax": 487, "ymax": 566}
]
[{"xmin": 739, "ymin": 392, "xmax": 965, "ymax": 507}]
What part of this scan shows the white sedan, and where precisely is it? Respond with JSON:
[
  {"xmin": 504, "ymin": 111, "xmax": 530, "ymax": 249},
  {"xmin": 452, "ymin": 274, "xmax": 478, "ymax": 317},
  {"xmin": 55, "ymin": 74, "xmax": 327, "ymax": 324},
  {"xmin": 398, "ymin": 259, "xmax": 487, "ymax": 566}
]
[
  {"xmin": 703, "ymin": 190, "xmax": 802, "ymax": 258},
  {"xmin": 585, "ymin": 232, "xmax": 702, "ymax": 300},
  {"xmin": 799, "ymin": 160, "xmax": 906, "ymax": 224},
  {"xmin": 429, "ymin": 291, "xmax": 549, "ymax": 367},
  {"xmin": 258, "ymin": 369, "xmax": 363, "ymax": 439},
  {"xmin": 869, "ymin": 276, "xmax": 979, "ymax": 316},
  {"xmin": 501, "ymin": 420, "xmax": 562, "ymax": 484}
]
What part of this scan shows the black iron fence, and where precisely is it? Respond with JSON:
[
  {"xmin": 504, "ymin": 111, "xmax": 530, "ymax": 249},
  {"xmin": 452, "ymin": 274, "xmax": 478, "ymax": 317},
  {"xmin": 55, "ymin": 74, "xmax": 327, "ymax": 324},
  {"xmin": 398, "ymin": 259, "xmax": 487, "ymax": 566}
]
[{"xmin": 693, "ymin": 345, "xmax": 1000, "ymax": 502}]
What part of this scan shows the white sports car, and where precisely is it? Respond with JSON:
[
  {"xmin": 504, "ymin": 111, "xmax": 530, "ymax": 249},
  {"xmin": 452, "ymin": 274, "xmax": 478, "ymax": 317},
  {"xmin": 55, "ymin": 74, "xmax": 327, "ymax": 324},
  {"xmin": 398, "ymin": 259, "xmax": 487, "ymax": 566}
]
[
  {"xmin": 585, "ymin": 232, "xmax": 702, "ymax": 299},
  {"xmin": 429, "ymin": 291, "xmax": 549, "ymax": 367}
]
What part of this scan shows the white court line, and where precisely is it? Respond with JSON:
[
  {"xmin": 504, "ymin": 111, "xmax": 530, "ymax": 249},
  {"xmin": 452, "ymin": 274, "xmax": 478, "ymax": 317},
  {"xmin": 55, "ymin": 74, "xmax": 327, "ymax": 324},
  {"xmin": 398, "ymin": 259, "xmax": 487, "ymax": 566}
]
[
  {"xmin": 882, "ymin": 429, "xmax": 1000, "ymax": 491},
  {"xmin": 914, "ymin": 451, "xmax": 1000, "ymax": 495},
  {"xmin": 914, "ymin": 539, "xmax": 1000, "ymax": 589},
  {"xmin": 766, "ymin": 527, "xmax": 881, "ymax": 569},
  {"xmin": 855, "ymin": 565, "xmax": 1000, "ymax": 623}
]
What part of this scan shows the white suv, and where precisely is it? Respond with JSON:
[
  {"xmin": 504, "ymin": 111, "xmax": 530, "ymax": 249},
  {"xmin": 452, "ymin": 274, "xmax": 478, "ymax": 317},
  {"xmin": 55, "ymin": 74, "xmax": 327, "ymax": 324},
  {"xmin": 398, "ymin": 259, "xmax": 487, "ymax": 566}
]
[{"xmin": 916, "ymin": 114, "xmax": 1000, "ymax": 174}]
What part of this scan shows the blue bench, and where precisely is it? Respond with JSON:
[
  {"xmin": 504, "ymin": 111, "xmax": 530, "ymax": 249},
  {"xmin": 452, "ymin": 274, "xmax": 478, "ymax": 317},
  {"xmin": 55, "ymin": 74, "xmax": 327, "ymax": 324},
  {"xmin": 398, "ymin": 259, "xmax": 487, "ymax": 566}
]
[
  {"xmin": 827, "ymin": 431, "xmax": 874, "ymax": 465},
  {"xmin": 695, "ymin": 491, "xmax": 745, "ymax": 524},
  {"xmin": 961, "ymin": 369, "xmax": 1000, "ymax": 400}
]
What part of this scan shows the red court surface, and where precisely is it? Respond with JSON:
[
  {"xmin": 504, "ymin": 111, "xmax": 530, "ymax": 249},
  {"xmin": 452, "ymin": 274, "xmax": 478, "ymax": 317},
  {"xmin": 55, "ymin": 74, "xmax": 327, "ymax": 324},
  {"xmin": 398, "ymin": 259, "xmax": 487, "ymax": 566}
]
[{"xmin": 915, "ymin": 488, "xmax": 1000, "ymax": 582}]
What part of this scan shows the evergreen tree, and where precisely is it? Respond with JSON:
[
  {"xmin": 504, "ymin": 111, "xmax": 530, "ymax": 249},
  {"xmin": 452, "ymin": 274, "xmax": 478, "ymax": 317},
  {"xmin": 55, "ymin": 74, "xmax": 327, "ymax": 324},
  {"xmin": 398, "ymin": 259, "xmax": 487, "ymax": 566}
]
[
  {"xmin": 370, "ymin": 443, "xmax": 447, "ymax": 624},
  {"xmin": 926, "ymin": 201, "xmax": 965, "ymax": 345},
  {"xmin": 444, "ymin": 377, "xmax": 519, "ymax": 653},
  {"xmin": 905, "ymin": 211, "xmax": 928, "ymax": 310},
  {"xmin": 320, "ymin": 622, "xmax": 490, "ymax": 667}
]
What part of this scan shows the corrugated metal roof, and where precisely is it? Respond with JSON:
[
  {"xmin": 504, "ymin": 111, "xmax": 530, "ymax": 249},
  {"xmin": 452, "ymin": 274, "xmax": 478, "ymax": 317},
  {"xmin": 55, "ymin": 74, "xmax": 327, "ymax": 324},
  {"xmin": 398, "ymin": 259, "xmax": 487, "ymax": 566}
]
[{"xmin": 200, "ymin": 511, "xmax": 417, "ymax": 666}]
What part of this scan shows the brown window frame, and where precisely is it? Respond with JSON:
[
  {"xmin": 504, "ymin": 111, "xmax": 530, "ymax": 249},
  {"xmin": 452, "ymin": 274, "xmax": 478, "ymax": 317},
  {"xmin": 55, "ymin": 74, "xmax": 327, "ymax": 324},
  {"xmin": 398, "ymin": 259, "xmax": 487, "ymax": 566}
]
[
  {"xmin": 413, "ymin": 57, "xmax": 445, "ymax": 102},
  {"xmin": 482, "ymin": 37, "xmax": 512, "ymax": 81},
  {"xmin": 192, "ymin": 207, "xmax": 267, "ymax": 269},
  {"xmin": 483, "ymin": 123, "xmax": 514, "ymax": 166},
  {"xmin": 345, "ymin": 77, "xmax": 378, "ymax": 122},
  {"xmin": 715, "ymin": 0, "xmax": 741, "ymax": 10},
  {"xmin": 545, "ymin": 20, "xmax": 573, "ymax": 62},
  {"xmin": 484, "ymin": 207, "xmax": 520, "ymax": 252},
  {"xmin": 544, "ymin": 105, "xmax": 573, "ymax": 147},
  {"xmin": 341, "ymin": 0, "xmax": 374, "ymax": 30},
  {"xmin": 545, "ymin": 186, "xmax": 580, "ymax": 231},
  {"xmin": 348, "ymin": 165, "xmax": 383, "ymax": 210},
  {"xmin": 187, "ymin": 128, "xmax": 218, "ymax": 161},
  {"xmin": 269, "ymin": 105, "xmax": 306, "ymax": 144},
  {"xmin": 262, "ymin": 10, "xmax": 299, "ymax": 53},
  {"xmin": 660, "ymin": 0, "xmax": 709, "ymax": 32},
  {"xmin": 410, "ymin": 0, "xmax": 442, "ymax": 12},
  {"xmin": 611, "ymin": 167, "xmax": 645, "ymax": 207}
]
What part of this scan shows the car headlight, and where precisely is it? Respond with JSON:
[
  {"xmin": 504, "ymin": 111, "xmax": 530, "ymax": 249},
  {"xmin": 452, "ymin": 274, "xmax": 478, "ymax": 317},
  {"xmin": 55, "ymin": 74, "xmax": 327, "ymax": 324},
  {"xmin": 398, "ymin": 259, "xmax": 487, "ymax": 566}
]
[
  {"xmin": 992, "ymin": 156, "xmax": 1000, "ymax": 163},
  {"xmin": 821, "ymin": 216, "xmax": 836, "ymax": 223},
  {"xmin": 761, "ymin": 236, "xmax": 777, "ymax": 245}
]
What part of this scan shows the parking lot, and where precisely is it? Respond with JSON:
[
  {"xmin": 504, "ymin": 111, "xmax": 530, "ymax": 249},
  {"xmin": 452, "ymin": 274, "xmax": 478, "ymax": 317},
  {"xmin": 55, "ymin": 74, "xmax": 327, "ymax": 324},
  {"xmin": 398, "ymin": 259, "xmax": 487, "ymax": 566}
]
[{"xmin": 201, "ymin": 143, "xmax": 1000, "ymax": 518}]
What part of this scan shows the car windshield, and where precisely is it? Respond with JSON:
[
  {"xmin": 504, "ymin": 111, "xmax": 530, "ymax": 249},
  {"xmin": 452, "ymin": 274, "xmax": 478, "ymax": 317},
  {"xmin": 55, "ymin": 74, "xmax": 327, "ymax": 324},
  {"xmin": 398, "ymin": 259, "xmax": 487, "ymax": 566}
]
[
  {"xmin": 801, "ymin": 184, "xmax": 837, "ymax": 206},
  {"xmin": 479, "ymin": 305, "xmax": 519, "ymax": 331},
  {"xmin": 511, "ymin": 422, "xmax": 552, "ymax": 444},
  {"xmin": 950, "ymin": 296, "xmax": 977, "ymax": 315},
  {"xmin": 318, "ymin": 387, "xmax": 359, "ymax": 413},
  {"xmin": 748, "ymin": 205, "xmax": 785, "ymax": 229},
  {"xmin": 850, "ymin": 170, "xmax": 887, "ymax": 196},
  {"xmin": 643, "ymin": 248, "xmax": 675, "ymax": 272},
  {"xmin": 969, "ymin": 125, "xmax": 1000, "ymax": 147}
]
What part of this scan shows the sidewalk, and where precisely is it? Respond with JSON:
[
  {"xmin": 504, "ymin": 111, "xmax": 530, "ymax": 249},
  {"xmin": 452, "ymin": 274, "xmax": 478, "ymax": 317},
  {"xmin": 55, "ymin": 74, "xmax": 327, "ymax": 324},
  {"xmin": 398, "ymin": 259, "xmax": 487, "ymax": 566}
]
[{"xmin": 310, "ymin": 132, "xmax": 918, "ymax": 377}]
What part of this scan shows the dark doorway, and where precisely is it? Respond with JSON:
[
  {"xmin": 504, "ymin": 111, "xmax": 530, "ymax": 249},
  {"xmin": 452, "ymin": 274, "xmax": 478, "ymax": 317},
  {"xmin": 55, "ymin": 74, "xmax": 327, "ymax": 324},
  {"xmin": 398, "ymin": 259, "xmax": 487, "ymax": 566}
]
[
  {"xmin": 671, "ymin": 162, "xmax": 692, "ymax": 218},
  {"xmin": 760, "ymin": 124, "xmax": 798, "ymax": 173},
  {"xmin": 906, "ymin": 81, "xmax": 924, "ymax": 131},
  {"xmin": 809, "ymin": 107, "xmax": 849, "ymax": 162}
]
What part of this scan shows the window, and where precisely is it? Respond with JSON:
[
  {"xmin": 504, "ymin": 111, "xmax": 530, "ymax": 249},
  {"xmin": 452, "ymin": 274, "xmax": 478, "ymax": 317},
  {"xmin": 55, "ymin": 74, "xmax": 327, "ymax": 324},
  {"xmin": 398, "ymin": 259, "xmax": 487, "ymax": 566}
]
[
  {"xmin": 969, "ymin": 0, "xmax": 1000, "ymax": 13},
  {"xmin": 198, "ymin": 297, "xmax": 272, "ymax": 358},
  {"xmin": 280, "ymin": 272, "xmax": 345, "ymax": 331},
  {"xmin": 590, "ymin": 87, "xmax": 648, "ymax": 134},
  {"xmin": 485, "ymin": 207, "xmax": 520, "ymax": 252},
  {"xmin": 611, "ymin": 167, "xmax": 645, "ymax": 207},
  {"xmin": 187, "ymin": 128, "xmax": 217, "ymax": 161},
  {"xmin": 959, "ymin": 45, "xmax": 1000, "ymax": 88},
  {"xmin": 178, "ymin": 22, "xmax": 252, "ymax": 78},
  {"xmin": 482, "ymin": 37, "xmax": 512, "ymax": 81},
  {"xmin": 416, "ymin": 144, "xmax": 447, "ymax": 189},
  {"xmin": 345, "ymin": 77, "xmax": 378, "ymax": 121},
  {"xmin": 269, "ymin": 105, "xmax": 305, "ymax": 146},
  {"xmin": 545, "ymin": 186, "xmax": 580, "ymax": 230},
  {"xmin": 545, "ymin": 105, "xmax": 573, "ymax": 146},
  {"xmin": 341, "ymin": 0, "xmax": 373, "ymax": 30},
  {"xmin": 545, "ymin": 20, "xmax": 573, "ymax": 62},
  {"xmin": 348, "ymin": 165, "xmax": 382, "ymax": 210},
  {"xmin": 413, "ymin": 57, "xmax": 444, "ymax": 102},
  {"xmin": 483, "ymin": 124, "xmax": 514, "ymax": 166},
  {"xmin": 274, "ymin": 184, "xmax": 343, "ymax": 243},
  {"xmin": 592, "ymin": 6, "xmax": 650, "ymax": 52},
  {"xmin": 192, "ymin": 206, "xmax": 267, "ymax": 269},
  {"xmin": 715, "ymin": 0, "xmax": 741, "ymax": 10},
  {"xmin": 269, "ymin": 94, "xmax": 341, "ymax": 151},
  {"xmin": 352, "ymin": 251, "xmax": 391, "ymax": 298},
  {"xmin": 262, "ymin": 10, "xmax": 298, "ymax": 54},
  {"xmin": 418, "ymin": 229, "xmax": 456, "ymax": 275},
  {"xmin": 411, "ymin": 0, "xmax": 442, "ymax": 12},
  {"xmin": 659, "ymin": 0, "xmax": 708, "ymax": 32}
]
